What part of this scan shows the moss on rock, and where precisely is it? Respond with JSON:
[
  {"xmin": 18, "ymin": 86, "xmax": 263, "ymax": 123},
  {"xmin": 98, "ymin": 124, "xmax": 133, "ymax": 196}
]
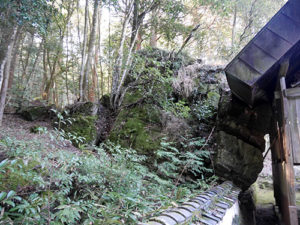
[
  {"xmin": 62, "ymin": 115, "xmax": 97, "ymax": 145},
  {"xmin": 109, "ymin": 105, "xmax": 162, "ymax": 155},
  {"xmin": 21, "ymin": 106, "xmax": 51, "ymax": 121},
  {"xmin": 122, "ymin": 91, "xmax": 143, "ymax": 106},
  {"xmin": 67, "ymin": 102, "xmax": 98, "ymax": 116}
]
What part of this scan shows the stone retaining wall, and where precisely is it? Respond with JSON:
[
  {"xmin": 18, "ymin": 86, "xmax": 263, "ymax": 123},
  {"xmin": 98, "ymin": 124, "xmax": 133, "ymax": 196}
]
[{"xmin": 141, "ymin": 181, "xmax": 241, "ymax": 225}]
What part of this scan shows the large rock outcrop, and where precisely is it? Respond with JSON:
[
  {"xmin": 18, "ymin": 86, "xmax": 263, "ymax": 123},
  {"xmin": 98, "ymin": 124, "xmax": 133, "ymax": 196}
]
[
  {"xmin": 214, "ymin": 90, "xmax": 272, "ymax": 190},
  {"xmin": 20, "ymin": 101, "xmax": 55, "ymax": 121},
  {"xmin": 108, "ymin": 49, "xmax": 224, "ymax": 156}
]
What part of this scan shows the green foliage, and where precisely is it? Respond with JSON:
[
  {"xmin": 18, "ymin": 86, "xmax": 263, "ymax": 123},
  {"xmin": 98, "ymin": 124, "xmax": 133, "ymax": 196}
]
[
  {"xmin": 30, "ymin": 126, "xmax": 48, "ymax": 134},
  {"xmin": 129, "ymin": 49, "xmax": 175, "ymax": 104},
  {"xmin": 60, "ymin": 115, "xmax": 96, "ymax": 145},
  {"xmin": 128, "ymin": 48, "xmax": 193, "ymax": 115},
  {"xmin": 163, "ymin": 100, "xmax": 191, "ymax": 119},
  {"xmin": 192, "ymin": 97, "xmax": 218, "ymax": 122},
  {"xmin": 51, "ymin": 109, "xmax": 94, "ymax": 146},
  {"xmin": 0, "ymin": 132, "xmax": 215, "ymax": 224},
  {"xmin": 0, "ymin": 0, "xmax": 55, "ymax": 35},
  {"xmin": 155, "ymin": 137, "xmax": 213, "ymax": 182},
  {"xmin": 51, "ymin": 109, "xmax": 74, "ymax": 130}
]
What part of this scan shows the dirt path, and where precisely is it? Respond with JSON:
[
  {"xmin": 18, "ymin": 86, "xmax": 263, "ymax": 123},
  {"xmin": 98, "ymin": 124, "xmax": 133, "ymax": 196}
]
[{"xmin": 0, "ymin": 114, "xmax": 80, "ymax": 156}]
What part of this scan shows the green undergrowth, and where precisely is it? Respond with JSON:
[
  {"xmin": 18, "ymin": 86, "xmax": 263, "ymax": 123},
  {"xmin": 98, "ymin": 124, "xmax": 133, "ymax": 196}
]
[{"xmin": 0, "ymin": 134, "xmax": 216, "ymax": 224}]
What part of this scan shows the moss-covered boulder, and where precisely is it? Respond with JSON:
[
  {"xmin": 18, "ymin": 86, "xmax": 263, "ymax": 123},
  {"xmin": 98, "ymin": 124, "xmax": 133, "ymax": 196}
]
[
  {"xmin": 109, "ymin": 104, "xmax": 162, "ymax": 155},
  {"xmin": 66, "ymin": 102, "xmax": 98, "ymax": 116},
  {"xmin": 20, "ymin": 105, "xmax": 53, "ymax": 121},
  {"xmin": 59, "ymin": 102, "xmax": 99, "ymax": 146},
  {"xmin": 62, "ymin": 115, "xmax": 97, "ymax": 146}
]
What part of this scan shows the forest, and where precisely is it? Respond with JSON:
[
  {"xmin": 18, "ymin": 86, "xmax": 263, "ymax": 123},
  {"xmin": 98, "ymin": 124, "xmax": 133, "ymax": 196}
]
[{"xmin": 0, "ymin": 0, "xmax": 285, "ymax": 224}]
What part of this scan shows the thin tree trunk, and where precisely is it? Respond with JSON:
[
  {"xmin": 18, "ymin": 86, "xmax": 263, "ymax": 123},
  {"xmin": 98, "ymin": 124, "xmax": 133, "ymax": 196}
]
[
  {"xmin": 65, "ymin": 23, "xmax": 70, "ymax": 105},
  {"xmin": 0, "ymin": 27, "xmax": 17, "ymax": 126},
  {"xmin": 0, "ymin": 27, "xmax": 15, "ymax": 90},
  {"xmin": 113, "ymin": 18, "xmax": 140, "ymax": 108},
  {"xmin": 42, "ymin": 43, "xmax": 48, "ymax": 100},
  {"xmin": 70, "ymin": 31, "xmax": 76, "ymax": 100},
  {"xmin": 84, "ymin": 0, "xmax": 99, "ymax": 102},
  {"xmin": 0, "ymin": 58, "xmax": 6, "ymax": 92},
  {"xmin": 97, "ymin": 1, "xmax": 103, "ymax": 99},
  {"xmin": 8, "ymin": 27, "xmax": 22, "ymax": 89},
  {"xmin": 76, "ymin": 0, "xmax": 81, "ymax": 46},
  {"xmin": 231, "ymin": 2, "xmax": 237, "ymax": 50},
  {"xmin": 150, "ymin": 8, "xmax": 158, "ymax": 48},
  {"xmin": 110, "ymin": 0, "xmax": 135, "ymax": 107},
  {"xmin": 79, "ymin": 0, "xmax": 89, "ymax": 101},
  {"xmin": 21, "ymin": 42, "xmax": 42, "ymax": 101},
  {"xmin": 176, "ymin": 24, "xmax": 201, "ymax": 57},
  {"xmin": 108, "ymin": 0, "xmax": 112, "ymax": 95},
  {"xmin": 131, "ymin": 0, "xmax": 139, "ymax": 47},
  {"xmin": 90, "ymin": 55, "xmax": 97, "ymax": 102},
  {"xmin": 20, "ymin": 33, "xmax": 34, "ymax": 84}
]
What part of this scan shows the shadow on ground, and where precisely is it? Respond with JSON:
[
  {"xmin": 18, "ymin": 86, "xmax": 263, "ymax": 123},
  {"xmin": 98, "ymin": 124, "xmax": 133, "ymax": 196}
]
[{"xmin": 255, "ymin": 205, "xmax": 280, "ymax": 225}]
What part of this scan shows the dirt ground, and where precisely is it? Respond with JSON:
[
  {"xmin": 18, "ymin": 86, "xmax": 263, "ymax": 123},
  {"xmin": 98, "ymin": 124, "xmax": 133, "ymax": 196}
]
[{"xmin": 0, "ymin": 114, "xmax": 80, "ymax": 155}]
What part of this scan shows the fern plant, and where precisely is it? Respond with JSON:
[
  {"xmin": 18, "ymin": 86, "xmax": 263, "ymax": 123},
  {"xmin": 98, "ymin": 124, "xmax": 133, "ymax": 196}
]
[{"xmin": 0, "ymin": 133, "xmax": 216, "ymax": 224}]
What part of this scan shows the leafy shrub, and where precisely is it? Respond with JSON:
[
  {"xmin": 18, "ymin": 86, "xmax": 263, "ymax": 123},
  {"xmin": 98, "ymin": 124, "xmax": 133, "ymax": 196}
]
[
  {"xmin": 163, "ymin": 100, "xmax": 191, "ymax": 119},
  {"xmin": 50, "ymin": 109, "xmax": 88, "ymax": 146},
  {"xmin": 0, "ymin": 133, "xmax": 215, "ymax": 224},
  {"xmin": 192, "ymin": 98, "xmax": 217, "ymax": 122},
  {"xmin": 30, "ymin": 126, "xmax": 48, "ymax": 134},
  {"xmin": 155, "ymin": 137, "xmax": 213, "ymax": 183}
]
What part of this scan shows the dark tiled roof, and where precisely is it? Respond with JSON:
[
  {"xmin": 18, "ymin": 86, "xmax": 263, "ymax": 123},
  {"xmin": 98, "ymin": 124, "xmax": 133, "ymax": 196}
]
[{"xmin": 225, "ymin": 0, "xmax": 300, "ymax": 106}]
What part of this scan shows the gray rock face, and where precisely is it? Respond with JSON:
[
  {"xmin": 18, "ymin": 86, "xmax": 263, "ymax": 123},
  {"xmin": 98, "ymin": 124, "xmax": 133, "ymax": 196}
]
[
  {"xmin": 217, "ymin": 91, "xmax": 271, "ymax": 150},
  {"xmin": 214, "ymin": 90, "xmax": 272, "ymax": 190},
  {"xmin": 215, "ymin": 131, "xmax": 263, "ymax": 190}
]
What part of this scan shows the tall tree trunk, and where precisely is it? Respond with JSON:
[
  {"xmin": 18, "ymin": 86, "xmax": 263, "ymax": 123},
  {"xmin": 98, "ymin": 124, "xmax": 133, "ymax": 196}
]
[
  {"xmin": 0, "ymin": 27, "xmax": 17, "ymax": 126},
  {"xmin": 97, "ymin": 1, "xmax": 103, "ymax": 99},
  {"xmin": 20, "ymin": 33, "xmax": 34, "ymax": 84},
  {"xmin": 90, "ymin": 59, "xmax": 97, "ymax": 102},
  {"xmin": 20, "ymin": 41, "xmax": 42, "ymax": 103},
  {"xmin": 42, "ymin": 44, "xmax": 48, "ymax": 100},
  {"xmin": 84, "ymin": 0, "xmax": 99, "ymax": 102},
  {"xmin": 150, "ymin": 8, "xmax": 158, "ymax": 48},
  {"xmin": 79, "ymin": 0, "xmax": 89, "ymax": 101},
  {"xmin": 113, "ymin": 27, "xmax": 139, "ymax": 109},
  {"xmin": 70, "ymin": 32, "xmax": 77, "ymax": 100},
  {"xmin": 231, "ymin": 2, "xmax": 237, "ymax": 50},
  {"xmin": 65, "ymin": 23, "xmax": 70, "ymax": 105},
  {"xmin": 108, "ymin": 1, "xmax": 112, "ymax": 96},
  {"xmin": 136, "ymin": 32, "xmax": 142, "ymax": 50},
  {"xmin": 0, "ymin": 26, "xmax": 15, "ymax": 90},
  {"xmin": 8, "ymin": 27, "xmax": 22, "ymax": 89},
  {"xmin": 110, "ymin": 0, "xmax": 135, "ymax": 107},
  {"xmin": 131, "ymin": 0, "xmax": 140, "ymax": 47}
]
